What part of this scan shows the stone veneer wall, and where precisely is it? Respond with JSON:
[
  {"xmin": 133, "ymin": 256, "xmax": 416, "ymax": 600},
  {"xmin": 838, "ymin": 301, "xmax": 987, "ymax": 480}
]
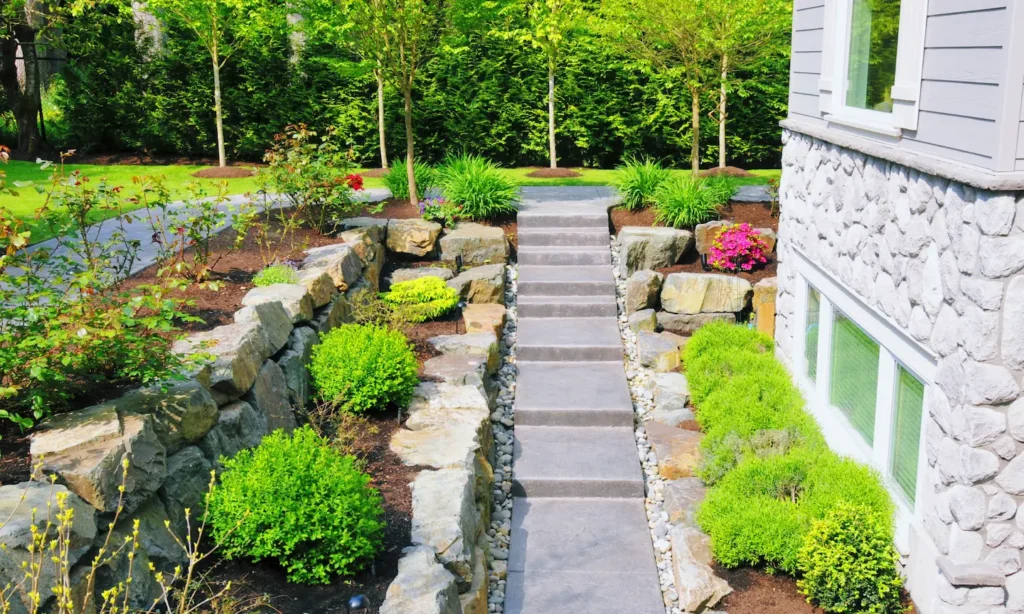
[{"xmin": 775, "ymin": 129, "xmax": 1024, "ymax": 614}]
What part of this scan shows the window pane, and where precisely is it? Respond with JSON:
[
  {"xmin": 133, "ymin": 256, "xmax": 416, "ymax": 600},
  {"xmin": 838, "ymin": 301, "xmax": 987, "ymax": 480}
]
[
  {"xmin": 845, "ymin": 0, "xmax": 902, "ymax": 112},
  {"xmin": 806, "ymin": 288, "xmax": 821, "ymax": 382},
  {"xmin": 892, "ymin": 367, "xmax": 924, "ymax": 503},
  {"xmin": 830, "ymin": 314, "xmax": 879, "ymax": 444}
]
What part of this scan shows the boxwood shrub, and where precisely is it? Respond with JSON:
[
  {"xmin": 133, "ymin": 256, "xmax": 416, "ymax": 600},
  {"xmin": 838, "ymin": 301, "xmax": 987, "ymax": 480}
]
[
  {"xmin": 310, "ymin": 324, "xmax": 419, "ymax": 414},
  {"xmin": 383, "ymin": 276, "xmax": 460, "ymax": 323},
  {"xmin": 206, "ymin": 426, "xmax": 385, "ymax": 584}
]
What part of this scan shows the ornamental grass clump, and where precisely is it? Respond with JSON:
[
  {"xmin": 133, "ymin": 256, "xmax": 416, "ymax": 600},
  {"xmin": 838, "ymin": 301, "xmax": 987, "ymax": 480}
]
[
  {"xmin": 206, "ymin": 426, "xmax": 385, "ymax": 584},
  {"xmin": 252, "ymin": 262, "xmax": 299, "ymax": 287},
  {"xmin": 383, "ymin": 277, "xmax": 460, "ymax": 323},
  {"xmin": 708, "ymin": 223, "xmax": 770, "ymax": 272},
  {"xmin": 653, "ymin": 176, "xmax": 734, "ymax": 228},
  {"xmin": 615, "ymin": 157, "xmax": 670, "ymax": 211},
  {"xmin": 436, "ymin": 153, "xmax": 519, "ymax": 221},
  {"xmin": 383, "ymin": 159, "xmax": 437, "ymax": 200},
  {"xmin": 309, "ymin": 324, "xmax": 419, "ymax": 414}
]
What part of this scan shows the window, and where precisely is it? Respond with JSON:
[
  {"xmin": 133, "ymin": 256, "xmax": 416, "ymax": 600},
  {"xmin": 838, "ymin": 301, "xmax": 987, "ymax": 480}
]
[
  {"xmin": 830, "ymin": 314, "xmax": 880, "ymax": 444},
  {"xmin": 844, "ymin": 0, "xmax": 902, "ymax": 113},
  {"xmin": 891, "ymin": 367, "xmax": 924, "ymax": 503},
  {"xmin": 806, "ymin": 288, "xmax": 821, "ymax": 382}
]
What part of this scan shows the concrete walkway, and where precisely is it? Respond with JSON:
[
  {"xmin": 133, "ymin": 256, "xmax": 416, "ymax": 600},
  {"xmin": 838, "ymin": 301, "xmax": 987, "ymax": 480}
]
[{"xmin": 507, "ymin": 188, "xmax": 664, "ymax": 614}]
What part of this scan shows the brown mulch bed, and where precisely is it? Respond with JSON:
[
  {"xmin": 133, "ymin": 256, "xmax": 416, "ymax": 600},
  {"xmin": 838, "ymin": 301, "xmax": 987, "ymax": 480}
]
[
  {"xmin": 525, "ymin": 167, "xmax": 583, "ymax": 178},
  {"xmin": 701, "ymin": 166, "xmax": 756, "ymax": 178},
  {"xmin": 714, "ymin": 566, "xmax": 824, "ymax": 614},
  {"xmin": 362, "ymin": 168, "xmax": 390, "ymax": 178},
  {"xmin": 610, "ymin": 201, "xmax": 776, "ymax": 236},
  {"xmin": 406, "ymin": 313, "xmax": 460, "ymax": 366},
  {"xmin": 209, "ymin": 413, "xmax": 418, "ymax": 614},
  {"xmin": 191, "ymin": 167, "xmax": 257, "ymax": 179},
  {"xmin": 0, "ymin": 421, "xmax": 32, "ymax": 485},
  {"xmin": 610, "ymin": 206, "xmax": 662, "ymax": 234}
]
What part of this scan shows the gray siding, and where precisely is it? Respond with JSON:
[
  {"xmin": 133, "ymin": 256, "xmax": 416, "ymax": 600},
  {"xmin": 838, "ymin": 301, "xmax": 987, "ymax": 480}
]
[
  {"xmin": 789, "ymin": 0, "xmax": 826, "ymax": 124},
  {"xmin": 1018, "ymin": 86, "xmax": 1024, "ymax": 170}
]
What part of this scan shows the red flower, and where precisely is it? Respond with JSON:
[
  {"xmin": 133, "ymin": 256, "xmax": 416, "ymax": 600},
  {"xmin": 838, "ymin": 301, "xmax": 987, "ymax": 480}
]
[{"xmin": 344, "ymin": 174, "xmax": 364, "ymax": 191}]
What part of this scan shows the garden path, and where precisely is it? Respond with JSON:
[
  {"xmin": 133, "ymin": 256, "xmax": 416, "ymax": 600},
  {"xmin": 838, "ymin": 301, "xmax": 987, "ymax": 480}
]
[{"xmin": 508, "ymin": 187, "xmax": 664, "ymax": 614}]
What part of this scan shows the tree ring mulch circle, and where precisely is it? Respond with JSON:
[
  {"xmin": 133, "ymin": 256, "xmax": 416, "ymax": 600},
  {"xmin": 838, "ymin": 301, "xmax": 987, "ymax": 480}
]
[
  {"xmin": 361, "ymin": 168, "xmax": 391, "ymax": 178},
  {"xmin": 525, "ymin": 167, "xmax": 583, "ymax": 178},
  {"xmin": 701, "ymin": 166, "xmax": 755, "ymax": 178},
  {"xmin": 191, "ymin": 167, "xmax": 256, "ymax": 179}
]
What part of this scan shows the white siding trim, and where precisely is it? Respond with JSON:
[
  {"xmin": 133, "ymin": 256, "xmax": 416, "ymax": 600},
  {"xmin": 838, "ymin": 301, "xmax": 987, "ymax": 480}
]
[
  {"xmin": 892, "ymin": 0, "xmax": 928, "ymax": 130},
  {"xmin": 995, "ymin": 0, "xmax": 1024, "ymax": 171},
  {"xmin": 817, "ymin": 0, "xmax": 836, "ymax": 113}
]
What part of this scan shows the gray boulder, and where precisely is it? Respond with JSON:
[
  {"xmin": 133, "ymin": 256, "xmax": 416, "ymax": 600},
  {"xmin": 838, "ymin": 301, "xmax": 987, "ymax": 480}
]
[
  {"xmin": 428, "ymin": 332, "xmax": 500, "ymax": 375},
  {"xmin": 628, "ymin": 309, "xmax": 659, "ymax": 333},
  {"xmin": 410, "ymin": 468, "xmax": 479, "ymax": 589},
  {"xmin": 337, "ymin": 217, "xmax": 388, "ymax": 242},
  {"xmin": 657, "ymin": 312, "xmax": 737, "ymax": 335},
  {"xmin": 422, "ymin": 354, "xmax": 493, "ymax": 400},
  {"xmin": 122, "ymin": 496, "xmax": 187, "ymax": 571},
  {"xmin": 637, "ymin": 331, "xmax": 686, "ymax": 372},
  {"xmin": 618, "ymin": 227, "xmax": 694, "ymax": 274},
  {"xmin": 118, "ymin": 380, "xmax": 219, "ymax": 454},
  {"xmin": 303, "ymin": 243, "xmax": 363, "ymax": 290},
  {"xmin": 339, "ymin": 226, "xmax": 386, "ymax": 291},
  {"xmin": 173, "ymin": 320, "xmax": 273, "ymax": 397},
  {"xmin": 625, "ymin": 270, "xmax": 664, "ymax": 314},
  {"xmin": 379, "ymin": 546, "xmax": 462, "ymax": 614},
  {"xmin": 241, "ymin": 284, "xmax": 314, "ymax": 323},
  {"xmin": 387, "ymin": 219, "xmax": 443, "ymax": 257},
  {"xmin": 199, "ymin": 401, "xmax": 267, "ymax": 470},
  {"xmin": 392, "ymin": 267, "xmax": 455, "ymax": 284},
  {"xmin": 447, "ymin": 264, "xmax": 506, "ymax": 304},
  {"xmin": 440, "ymin": 223, "xmax": 509, "ymax": 267},
  {"xmin": 276, "ymin": 326, "xmax": 320, "ymax": 410},
  {"xmin": 670, "ymin": 525, "xmax": 732, "ymax": 612},
  {"xmin": 663, "ymin": 478, "xmax": 706, "ymax": 527},
  {"xmin": 234, "ymin": 299, "xmax": 293, "ymax": 354},
  {"xmin": 312, "ymin": 293, "xmax": 354, "ymax": 334},
  {"xmin": 243, "ymin": 360, "xmax": 297, "ymax": 434},
  {"xmin": 297, "ymin": 268, "xmax": 337, "ymax": 308},
  {"xmin": 646, "ymin": 372, "xmax": 690, "ymax": 412},
  {"xmin": 160, "ymin": 446, "xmax": 212, "ymax": 538}
]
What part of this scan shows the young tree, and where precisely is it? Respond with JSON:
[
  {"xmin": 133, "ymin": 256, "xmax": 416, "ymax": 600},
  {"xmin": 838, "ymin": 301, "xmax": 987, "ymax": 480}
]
[
  {"xmin": 522, "ymin": 0, "xmax": 582, "ymax": 169},
  {"xmin": 707, "ymin": 0, "xmax": 789, "ymax": 168},
  {"xmin": 0, "ymin": 0, "xmax": 44, "ymax": 155},
  {"xmin": 345, "ymin": 0, "xmax": 443, "ymax": 207},
  {"xmin": 597, "ymin": 0, "xmax": 717, "ymax": 176},
  {"xmin": 147, "ymin": 0, "xmax": 274, "ymax": 167}
]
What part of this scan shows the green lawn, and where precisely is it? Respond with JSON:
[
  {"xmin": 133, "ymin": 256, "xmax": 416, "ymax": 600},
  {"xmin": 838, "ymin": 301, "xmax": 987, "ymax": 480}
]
[{"xmin": 1, "ymin": 160, "xmax": 778, "ymax": 243}]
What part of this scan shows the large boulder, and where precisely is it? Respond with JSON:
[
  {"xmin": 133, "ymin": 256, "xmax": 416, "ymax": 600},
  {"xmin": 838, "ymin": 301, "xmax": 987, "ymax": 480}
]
[
  {"xmin": 312, "ymin": 293, "xmax": 354, "ymax": 334},
  {"xmin": 297, "ymin": 268, "xmax": 337, "ymax": 308},
  {"xmin": 645, "ymin": 372, "xmax": 690, "ymax": 413},
  {"xmin": 410, "ymin": 468, "xmax": 479, "ymax": 588},
  {"xmin": 661, "ymin": 273, "xmax": 752, "ymax": 315},
  {"xmin": 303, "ymin": 243, "xmax": 363, "ymax": 290},
  {"xmin": 663, "ymin": 478, "xmax": 706, "ymax": 527},
  {"xmin": 198, "ymin": 401, "xmax": 266, "ymax": 470},
  {"xmin": 391, "ymin": 267, "xmax": 455, "ymax": 284},
  {"xmin": 160, "ymin": 446, "xmax": 212, "ymax": 538},
  {"xmin": 275, "ymin": 326, "xmax": 320, "ymax": 410},
  {"xmin": 340, "ymin": 226, "xmax": 386, "ymax": 291},
  {"xmin": 0, "ymin": 482, "xmax": 98, "ymax": 614},
  {"xmin": 429, "ymin": 332, "xmax": 500, "ymax": 375},
  {"xmin": 379, "ymin": 546, "xmax": 462, "ymax": 614},
  {"xmin": 243, "ymin": 360, "xmax": 297, "ymax": 434},
  {"xmin": 173, "ymin": 320, "xmax": 274, "ymax": 397},
  {"xmin": 628, "ymin": 308, "xmax": 658, "ymax": 333},
  {"xmin": 422, "ymin": 354, "xmax": 492, "ymax": 401},
  {"xmin": 462, "ymin": 303, "xmax": 506, "ymax": 337},
  {"xmin": 118, "ymin": 380, "xmax": 219, "ymax": 454},
  {"xmin": 625, "ymin": 270, "xmax": 664, "ymax": 314},
  {"xmin": 636, "ymin": 331, "xmax": 685, "ymax": 372},
  {"xmin": 671, "ymin": 525, "xmax": 732, "ymax": 611},
  {"xmin": 447, "ymin": 264, "xmax": 506, "ymax": 304},
  {"xmin": 387, "ymin": 219, "xmax": 443, "ymax": 257},
  {"xmin": 657, "ymin": 312, "xmax": 736, "ymax": 335},
  {"xmin": 30, "ymin": 402, "xmax": 121, "ymax": 458},
  {"xmin": 35, "ymin": 413, "xmax": 166, "ymax": 515},
  {"xmin": 647, "ymin": 421, "xmax": 702, "ymax": 480},
  {"xmin": 241, "ymin": 284, "xmax": 314, "ymax": 323},
  {"xmin": 124, "ymin": 496, "xmax": 187, "ymax": 571},
  {"xmin": 336, "ymin": 217, "xmax": 388, "ymax": 243},
  {"xmin": 694, "ymin": 220, "xmax": 731, "ymax": 255},
  {"xmin": 618, "ymin": 227, "xmax": 693, "ymax": 274},
  {"xmin": 440, "ymin": 223, "xmax": 509, "ymax": 267},
  {"xmin": 233, "ymin": 300, "xmax": 293, "ymax": 355}
]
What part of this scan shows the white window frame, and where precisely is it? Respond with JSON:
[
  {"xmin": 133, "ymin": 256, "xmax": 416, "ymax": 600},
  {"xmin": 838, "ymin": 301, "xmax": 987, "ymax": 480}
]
[
  {"xmin": 791, "ymin": 249, "xmax": 935, "ymax": 552},
  {"xmin": 819, "ymin": 0, "xmax": 928, "ymax": 136}
]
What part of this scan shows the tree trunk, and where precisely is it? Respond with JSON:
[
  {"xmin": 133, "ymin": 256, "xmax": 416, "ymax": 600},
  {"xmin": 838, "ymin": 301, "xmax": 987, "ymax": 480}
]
[
  {"xmin": 0, "ymin": 27, "xmax": 43, "ymax": 156},
  {"xmin": 377, "ymin": 70, "xmax": 388, "ymax": 169},
  {"xmin": 719, "ymin": 53, "xmax": 728, "ymax": 168},
  {"xmin": 403, "ymin": 84, "xmax": 419, "ymax": 207},
  {"xmin": 690, "ymin": 86, "xmax": 700, "ymax": 177},
  {"xmin": 548, "ymin": 63, "xmax": 557, "ymax": 169},
  {"xmin": 212, "ymin": 55, "xmax": 227, "ymax": 167}
]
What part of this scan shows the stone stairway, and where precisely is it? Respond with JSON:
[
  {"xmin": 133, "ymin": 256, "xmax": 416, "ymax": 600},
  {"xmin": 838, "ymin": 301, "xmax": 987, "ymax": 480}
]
[{"xmin": 506, "ymin": 196, "xmax": 664, "ymax": 614}]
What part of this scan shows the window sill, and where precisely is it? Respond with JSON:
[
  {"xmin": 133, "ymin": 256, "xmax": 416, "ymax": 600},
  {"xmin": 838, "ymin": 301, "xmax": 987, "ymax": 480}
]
[{"xmin": 825, "ymin": 113, "xmax": 903, "ymax": 139}]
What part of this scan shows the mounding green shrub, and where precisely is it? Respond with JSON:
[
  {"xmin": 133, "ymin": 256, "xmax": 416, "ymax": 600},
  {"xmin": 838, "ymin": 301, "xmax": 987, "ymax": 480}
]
[
  {"xmin": 653, "ymin": 176, "xmax": 735, "ymax": 228},
  {"xmin": 615, "ymin": 157, "xmax": 670, "ymax": 211},
  {"xmin": 382, "ymin": 160, "xmax": 437, "ymax": 200},
  {"xmin": 797, "ymin": 503, "xmax": 905, "ymax": 614},
  {"xmin": 252, "ymin": 262, "xmax": 299, "ymax": 287},
  {"xmin": 383, "ymin": 276, "xmax": 460, "ymax": 323},
  {"xmin": 206, "ymin": 426, "xmax": 385, "ymax": 584},
  {"xmin": 309, "ymin": 324, "xmax": 419, "ymax": 413},
  {"xmin": 436, "ymin": 153, "xmax": 519, "ymax": 221}
]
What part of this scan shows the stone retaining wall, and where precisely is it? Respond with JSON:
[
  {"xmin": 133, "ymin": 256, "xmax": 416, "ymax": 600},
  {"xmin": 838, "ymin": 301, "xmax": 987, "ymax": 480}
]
[
  {"xmin": 1, "ymin": 217, "xmax": 511, "ymax": 614},
  {"xmin": 775, "ymin": 128, "xmax": 1024, "ymax": 614}
]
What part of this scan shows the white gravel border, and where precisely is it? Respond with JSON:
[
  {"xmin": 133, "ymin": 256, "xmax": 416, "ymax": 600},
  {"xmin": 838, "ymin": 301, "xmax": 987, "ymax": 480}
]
[{"xmin": 611, "ymin": 240, "xmax": 683, "ymax": 614}]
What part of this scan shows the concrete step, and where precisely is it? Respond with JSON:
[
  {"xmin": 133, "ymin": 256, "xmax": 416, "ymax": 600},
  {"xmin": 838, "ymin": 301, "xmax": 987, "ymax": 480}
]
[
  {"xmin": 517, "ymin": 228, "xmax": 610, "ymax": 248},
  {"xmin": 515, "ymin": 361, "xmax": 633, "ymax": 427},
  {"xmin": 518, "ymin": 210, "xmax": 609, "ymax": 230},
  {"xmin": 512, "ymin": 426, "xmax": 644, "ymax": 498},
  {"xmin": 518, "ymin": 246, "xmax": 611, "ymax": 266},
  {"xmin": 517, "ymin": 317, "xmax": 623, "ymax": 361},
  {"xmin": 517, "ymin": 266, "xmax": 615, "ymax": 296},
  {"xmin": 505, "ymin": 498, "xmax": 664, "ymax": 614},
  {"xmin": 518, "ymin": 295, "xmax": 618, "ymax": 318}
]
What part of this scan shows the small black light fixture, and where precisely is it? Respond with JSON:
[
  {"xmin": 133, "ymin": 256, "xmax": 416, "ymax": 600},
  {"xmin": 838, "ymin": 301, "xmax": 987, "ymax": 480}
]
[
  {"xmin": 455, "ymin": 254, "xmax": 464, "ymax": 274},
  {"xmin": 456, "ymin": 300, "xmax": 468, "ymax": 334},
  {"xmin": 346, "ymin": 595, "xmax": 370, "ymax": 613},
  {"xmin": 700, "ymin": 253, "xmax": 712, "ymax": 272}
]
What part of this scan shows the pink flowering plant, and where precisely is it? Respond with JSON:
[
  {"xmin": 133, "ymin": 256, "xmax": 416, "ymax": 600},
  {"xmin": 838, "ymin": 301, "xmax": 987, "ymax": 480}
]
[{"xmin": 708, "ymin": 223, "xmax": 771, "ymax": 272}]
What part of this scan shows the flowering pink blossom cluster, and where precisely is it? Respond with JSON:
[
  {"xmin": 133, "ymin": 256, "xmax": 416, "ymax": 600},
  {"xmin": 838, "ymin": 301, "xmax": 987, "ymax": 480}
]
[{"xmin": 708, "ymin": 223, "xmax": 770, "ymax": 272}]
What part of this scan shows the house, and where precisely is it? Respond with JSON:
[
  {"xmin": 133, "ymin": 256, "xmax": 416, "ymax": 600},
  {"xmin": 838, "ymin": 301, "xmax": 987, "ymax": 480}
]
[{"xmin": 775, "ymin": 1, "xmax": 1024, "ymax": 612}]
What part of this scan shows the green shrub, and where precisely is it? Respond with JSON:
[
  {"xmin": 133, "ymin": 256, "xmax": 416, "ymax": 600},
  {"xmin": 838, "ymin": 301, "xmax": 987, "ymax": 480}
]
[
  {"xmin": 797, "ymin": 503, "xmax": 905, "ymax": 614},
  {"xmin": 436, "ymin": 153, "xmax": 519, "ymax": 220},
  {"xmin": 653, "ymin": 176, "xmax": 734, "ymax": 228},
  {"xmin": 383, "ymin": 277, "xmax": 460, "ymax": 323},
  {"xmin": 309, "ymin": 324, "xmax": 419, "ymax": 413},
  {"xmin": 252, "ymin": 263, "xmax": 299, "ymax": 287},
  {"xmin": 206, "ymin": 426, "xmax": 385, "ymax": 584},
  {"xmin": 383, "ymin": 160, "xmax": 437, "ymax": 200},
  {"xmin": 615, "ymin": 157, "xmax": 670, "ymax": 211},
  {"xmin": 683, "ymin": 322, "xmax": 774, "ymax": 406}
]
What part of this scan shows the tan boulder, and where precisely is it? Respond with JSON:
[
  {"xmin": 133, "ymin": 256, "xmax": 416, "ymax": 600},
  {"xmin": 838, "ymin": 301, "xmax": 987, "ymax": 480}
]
[
  {"xmin": 241, "ymin": 284, "xmax": 314, "ymax": 323},
  {"xmin": 694, "ymin": 220, "xmax": 731, "ymax": 255},
  {"xmin": 671, "ymin": 525, "xmax": 732, "ymax": 611},
  {"xmin": 303, "ymin": 243, "xmax": 363, "ymax": 290},
  {"xmin": 755, "ymin": 227, "xmax": 778, "ymax": 253},
  {"xmin": 447, "ymin": 264, "xmax": 506, "ymax": 304},
  {"xmin": 647, "ymin": 420, "xmax": 702, "ymax": 480},
  {"xmin": 463, "ymin": 303, "xmax": 506, "ymax": 337},
  {"xmin": 387, "ymin": 219, "xmax": 443, "ymax": 257},
  {"xmin": 661, "ymin": 273, "xmax": 752, "ymax": 315},
  {"xmin": 440, "ymin": 223, "xmax": 509, "ymax": 267},
  {"xmin": 297, "ymin": 268, "xmax": 337, "ymax": 308},
  {"xmin": 753, "ymin": 277, "xmax": 778, "ymax": 338}
]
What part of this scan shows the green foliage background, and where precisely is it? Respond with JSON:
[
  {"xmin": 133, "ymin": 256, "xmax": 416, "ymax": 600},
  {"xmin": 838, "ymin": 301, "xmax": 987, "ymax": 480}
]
[{"xmin": 44, "ymin": 0, "xmax": 790, "ymax": 169}]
